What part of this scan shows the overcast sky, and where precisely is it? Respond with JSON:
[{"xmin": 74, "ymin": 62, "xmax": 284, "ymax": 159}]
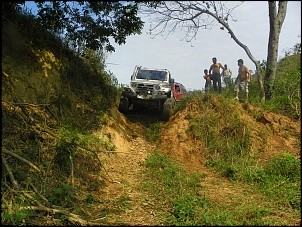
[{"xmin": 105, "ymin": 1, "xmax": 301, "ymax": 91}]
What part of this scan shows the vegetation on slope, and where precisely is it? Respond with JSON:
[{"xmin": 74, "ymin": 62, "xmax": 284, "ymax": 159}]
[
  {"xmin": 1, "ymin": 4, "xmax": 301, "ymax": 226},
  {"xmin": 2, "ymin": 5, "xmax": 121, "ymax": 226}
]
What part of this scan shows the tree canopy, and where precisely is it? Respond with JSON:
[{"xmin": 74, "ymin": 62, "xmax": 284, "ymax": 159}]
[{"xmin": 3, "ymin": 1, "xmax": 158, "ymax": 52}]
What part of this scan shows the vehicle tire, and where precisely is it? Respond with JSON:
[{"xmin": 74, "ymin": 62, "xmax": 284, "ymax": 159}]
[
  {"xmin": 161, "ymin": 108, "xmax": 171, "ymax": 121},
  {"xmin": 131, "ymin": 103, "xmax": 136, "ymax": 111},
  {"xmin": 161, "ymin": 98, "xmax": 174, "ymax": 121},
  {"xmin": 118, "ymin": 97, "xmax": 129, "ymax": 113}
]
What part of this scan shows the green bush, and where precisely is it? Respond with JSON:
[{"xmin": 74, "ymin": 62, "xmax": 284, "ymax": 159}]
[
  {"xmin": 264, "ymin": 152, "xmax": 301, "ymax": 181},
  {"xmin": 146, "ymin": 122, "xmax": 162, "ymax": 142}
]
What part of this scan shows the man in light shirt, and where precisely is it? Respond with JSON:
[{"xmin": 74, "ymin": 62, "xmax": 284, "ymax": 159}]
[{"xmin": 222, "ymin": 64, "xmax": 232, "ymax": 89}]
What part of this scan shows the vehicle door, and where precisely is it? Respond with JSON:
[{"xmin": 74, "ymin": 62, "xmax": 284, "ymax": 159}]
[{"xmin": 173, "ymin": 84, "xmax": 182, "ymax": 101}]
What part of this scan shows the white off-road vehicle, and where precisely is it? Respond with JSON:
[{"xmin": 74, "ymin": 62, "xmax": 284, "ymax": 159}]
[{"xmin": 118, "ymin": 65, "xmax": 176, "ymax": 121}]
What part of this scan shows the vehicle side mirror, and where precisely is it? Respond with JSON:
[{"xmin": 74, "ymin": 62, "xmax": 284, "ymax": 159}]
[{"xmin": 170, "ymin": 78, "xmax": 174, "ymax": 84}]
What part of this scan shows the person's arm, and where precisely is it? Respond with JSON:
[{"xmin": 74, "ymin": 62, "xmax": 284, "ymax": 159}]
[
  {"xmin": 220, "ymin": 63, "xmax": 225, "ymax": 71},
  {"xmin": 243, "ymin": 66, "xmax": 250, "ymax": 82},
  {"xmin": 220, "ymin": 64, "xmax": 225, "ymax": 76},
  {"xmin": 247, "ymin": 68, "xmax": 251, "ymax": 82},
  {"xmin": 209, "ymin": 65, "xmax": 213, "ymax": 75}
]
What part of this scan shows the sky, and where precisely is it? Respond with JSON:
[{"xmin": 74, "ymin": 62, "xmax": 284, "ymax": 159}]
[
  {"xmin": 105, "ymin": 1, "xmax": 301, "ymax": 91},
  {"xmin": 23, "ymin": 1, "xmax": 301, "ymax": 91}
]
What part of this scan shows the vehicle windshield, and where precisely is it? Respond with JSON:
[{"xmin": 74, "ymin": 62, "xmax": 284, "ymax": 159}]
[{"xmin": 136, "ymin": 70, "xmax": 167, "ymax": 81}]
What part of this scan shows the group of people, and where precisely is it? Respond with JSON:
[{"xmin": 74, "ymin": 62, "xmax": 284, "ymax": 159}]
[{"xmin": 203, "ymin": 57, "xmax": 251, "ymax": 103}]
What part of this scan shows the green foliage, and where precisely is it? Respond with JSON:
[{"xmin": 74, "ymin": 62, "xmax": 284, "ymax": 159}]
[
  {"xmin": 173, "ymin": 96, "xmax": 193, "ymax": 113},
  {"xmin": 1, "ymin": 190, "xmax": 36, "ymax": 226},
  {"xmin": 144, "ymin": 151, "xmax": 209, "ymax": 225},
  {"xmin": 101, "ymin": 140, "xmax": 116, "ymax": 151},
  {"xmin": 252, "ymin": 54, "xmax": 301, "ymax": 119},
  {"xmin": 53, "ymin": 127, "xmax": 115, "ymax": 174},
  {"xmin": 113, "ymin": 195, "xmax": 131, "ymax": 209},
  {"xmin": 54, "ymin": 128, "xmax": 77, "ymax": 173},
  {"xmin": 173, "ymin": 195, "xmax": 203, "ymax": 224},
  {"xmin": 143, "ymin": 151, "xmax": 292, "ymax": 226},
  {"xmin": 264, "ymin": 152, "xmax": 301, "ymax": 181},
  {"xmin": 3, "ymin": 3, "xmax": 121, "ymax": 133},
  {"xmin": 48, "ymin": 182, "xmax": 74, "ymax": 207},
  {"xmin": 2, "ymin": 210, "xmax": 28, "ymax": 225},
  {"xmin": 187, "ymin": 95, "xmax": 251, "ymax": 159},
  {"xmin": 269, "ymin": 56, "xmax": 301, "ymax": 118},
  {"xmin": 16, "ymin": 1, "xmax": 145, "ymax": 52},
  {"xmin": 284, "ymin": 43, "xmax": 301, "ymax": 57},
  {"xmin": 146, "ymin": 122, "xmax": 162, "ymax": 142},
  {"xmin": 85, "ymin": 194, "xmax": 99, "ymax": 203},
  {"xmin": 234, "ymin": 153, "xmax": 301, "ymax": 212},
  {"xmin": 145, "ymin": 150, "xmax": 177, "ymax": 171},
  {"xmin": 242, "ymin": 165, "xmax": 268, "ymax": 184}
]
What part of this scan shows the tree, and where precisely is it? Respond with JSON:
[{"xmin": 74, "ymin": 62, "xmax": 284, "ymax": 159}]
[
  {"xmin": 265, "ymin": 1, "xmax": 287, "ymax": 100},
  {"xmin": 140, "ymin": 1, "xmax": 288, "ymax": 102},
  {"xmin": 3, "ymin": 1, "xmax": 146, "ymax": 52}
]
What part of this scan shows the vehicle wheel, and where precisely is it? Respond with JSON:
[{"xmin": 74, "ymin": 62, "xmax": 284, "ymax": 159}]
[
  {"xmin": 161, "ymin": 108, "xmax": 171, "ymax": 121},
  {"xmin": 161, "ymin": 98, "xmax": 174, "ymax": 121},
  {"xmin": 131, "ymin": 103, "xmax": 136, "ymax": 111},
  {"xmin": 118, "ymin": 97, "xmax": 129, "ymax": 113}
]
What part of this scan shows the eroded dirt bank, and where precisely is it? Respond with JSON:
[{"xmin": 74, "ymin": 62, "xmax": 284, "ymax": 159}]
[{"xmin": 89, "ymin": 100, "xmax": 300, "ymax": 225}]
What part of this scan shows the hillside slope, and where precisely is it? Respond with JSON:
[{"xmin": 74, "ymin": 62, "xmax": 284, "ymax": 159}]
[
  {"xmin": 92, "ymin": 96, "xmax": 300, "ymax": 225},
  {"xmin": 1, "ymin": 9, "xmax": 300, "ymax": 226}
]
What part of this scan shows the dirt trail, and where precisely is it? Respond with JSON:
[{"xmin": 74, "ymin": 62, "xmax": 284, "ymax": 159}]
[
  {"xmin": 89, "ymin": 114, "xmax": 162, "ymax": 225},
  {"xmin": 87, "ymin": 100, "xmax": 300, "ymax": 226},
  {"xmin": 89, "ymin": 113, "xmax": 240, "ymax": 225}
]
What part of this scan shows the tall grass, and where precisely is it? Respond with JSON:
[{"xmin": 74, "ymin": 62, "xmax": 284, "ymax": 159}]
[{"xmin": 142, "ymin": 150, "xmax": 300, "ymax": 225}]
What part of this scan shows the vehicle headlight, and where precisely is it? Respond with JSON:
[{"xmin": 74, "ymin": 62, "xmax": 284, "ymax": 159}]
[{"xmin": 154, "ymin": 85, "xmax": 160, "ymax": 90}]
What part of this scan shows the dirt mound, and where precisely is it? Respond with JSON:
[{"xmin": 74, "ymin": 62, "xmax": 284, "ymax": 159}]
[
  {"xmin": 92, "ymin": 95, "xmax": 300, "ymax": 225},
  {"xmin": 160, "ymin": 95, "xmax": 300, "ymax": 169}
]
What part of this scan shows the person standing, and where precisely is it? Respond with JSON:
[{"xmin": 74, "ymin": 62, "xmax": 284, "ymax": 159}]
[
  {"xmin": 209, "ymin": 57, "xmax": 225, "ymax": 94},
  {"xmin": 234, "ymin": 59, "xmax": 251, "ymax": 103},
  {"xmin": 203, "ymin": 69, "xmax": 211, "ymax": 92},
  {"xmin": 222, "ymin": 64, "xmax": 232, "ymax": 89}
]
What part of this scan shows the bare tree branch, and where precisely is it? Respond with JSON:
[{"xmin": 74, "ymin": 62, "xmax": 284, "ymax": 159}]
[
  {"xmin": 2, "ymin": 156, "xmax": 20, "ymax": 189},
  {"xmin": 140, "ymin": 1, "xmax": 265, "ymax": 101},
  {"xmin": 2, "ymin": 148, "xmax": 41, "ymax": 172}
]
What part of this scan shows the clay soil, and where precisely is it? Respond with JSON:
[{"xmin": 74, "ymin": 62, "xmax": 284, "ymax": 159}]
[{"xmin": 86, "ymin": 100, "xmax": 301, "ymax": 226}]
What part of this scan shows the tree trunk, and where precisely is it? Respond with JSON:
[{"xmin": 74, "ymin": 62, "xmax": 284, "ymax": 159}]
[{"xmin": 265, "ymin": 1, "xmax": 287, "ymax": 100}]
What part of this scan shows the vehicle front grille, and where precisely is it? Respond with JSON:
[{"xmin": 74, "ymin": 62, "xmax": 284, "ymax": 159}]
[{"xmin": 137, "ymin": 83, "xmax": 153, "ymax": 94}]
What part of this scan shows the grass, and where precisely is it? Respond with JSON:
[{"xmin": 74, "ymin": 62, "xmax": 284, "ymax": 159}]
[
  {"xmin": 145, "ymin": 122, "xmax": 163, "ymax": 142},
  {"xmin": 140, "ymin": 94, "xmax": 300, "ymax": 225},
  {"xmin": 141, "ymin": 150, "xmax": 300, "ymax": 226}
]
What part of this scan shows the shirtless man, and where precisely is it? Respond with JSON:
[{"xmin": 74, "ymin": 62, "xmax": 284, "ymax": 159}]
[
  {"xmin": 234, "ymin": 59, "xmax": 251, "ymax": 103},
  {"xmin": 209, "ymin": 57, "xmax": 225, "ymax": 94}
]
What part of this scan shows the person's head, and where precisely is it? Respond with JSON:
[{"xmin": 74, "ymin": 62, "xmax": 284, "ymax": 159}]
[
  {"xmin": 224, "ymin": 64, "xmax": 228, "ymax": 69},
  {"xmin": 212, "ymin": 57, "xmax": 217, "ymax": 63},
  {"xmin": 204, "ymin": 69, "xmax": 208, "ymax": 74},
  {"xmin": 237, "ymin": 59, "xmax": 244, "ymax": 66}
]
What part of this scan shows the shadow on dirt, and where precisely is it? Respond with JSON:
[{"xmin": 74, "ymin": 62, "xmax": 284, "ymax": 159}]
[{"xmin": 121, "ymin": 108, "xmax": 163, "ymax": 127}]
